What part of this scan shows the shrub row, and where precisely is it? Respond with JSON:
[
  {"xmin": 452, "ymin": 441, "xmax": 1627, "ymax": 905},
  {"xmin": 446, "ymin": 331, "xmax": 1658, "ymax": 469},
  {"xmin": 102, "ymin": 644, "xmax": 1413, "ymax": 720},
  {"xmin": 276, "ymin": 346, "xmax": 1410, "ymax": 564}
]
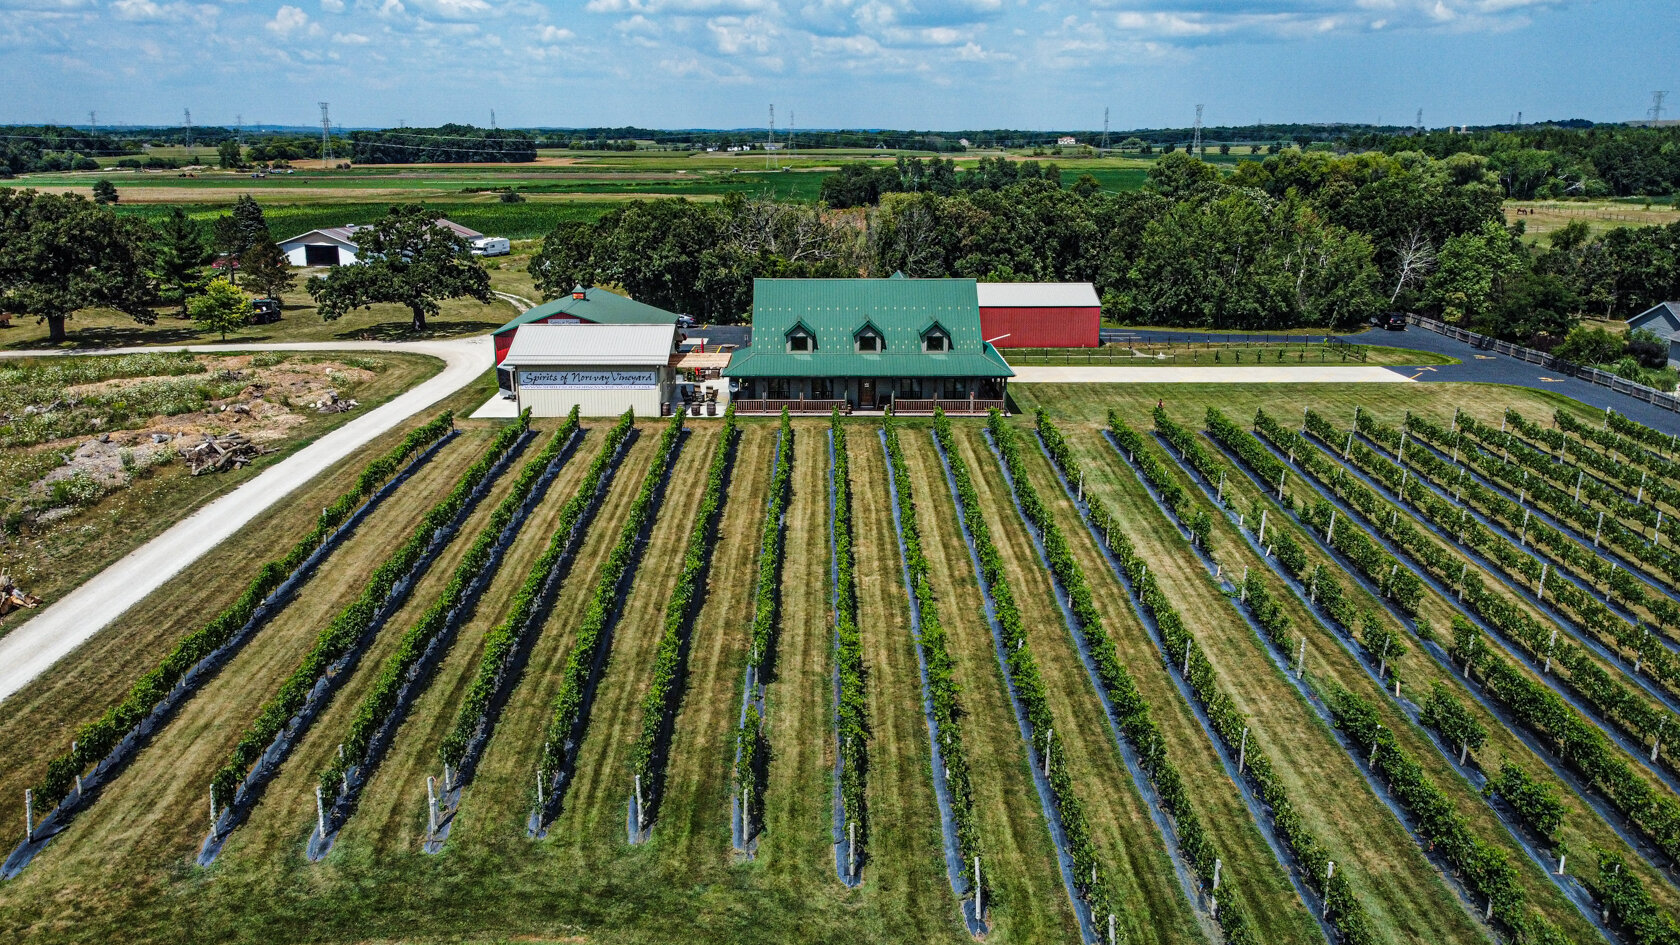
[
  {"xmin": 881, "ymin": 410, "xmax": 983, "ymax": 894},
  {"xmin": 536, "ymin": 409, "xmax": 686, "ymax": 802},
  {"xmin": 32, "ymin": 412, "xmax": 454, "ymax": 812},
  {"xmin": 1270, "ymin": 409, "xmax": 1680, "ymax": 798},
  {"xmin": 735, "ymin": 409, "xmax": 791, "ymax": 833},
  {"xmin": 1315, "ymin": 409, "xmax": 1680, "ymax": 709},
  {"xmin": 1156, "ymin": 409, "xmax": 1410, "ymax": 684},
  {"xmin": 1484, "ymin": 762, "xmax": 1566, "ymax": 844},
  {"xmin": 1205, "ymin": 407, "xmax": 1422, "ymax": 614},
  {"xmin": 1034, "ymin": 408, "xmax": 1377, "ymax": 934},
  {"xmin": 1448, "ymin": 614, "xmax": 1680, "ymax": 863},
  {"xmin": 748, "ymin": 410, "xmax": 794, "ymax": 672},
  {"xmin": 320, "ymin": 408, "xmax": 571, "ymax": 806},
  {"xmin": 1507, "ymin": 409, "xmax": 1680, "ymax": 512},
  {"xmin": 211, "ymin": 414, "xmax": 524, "ymax": 808},
  {"xmin": 833, "ymin": 408, "xmax": 869, "ymax": 868},
  {"xmin": 1455, "ymin": 412, "xmax": 1680, "ymax": 556},
  {"xmin": 935, "ymin": 411, "xmax": 1118, "ymax": 923},
  {"xmin": 1591, "ymin": 851, "xmax": 1680, "ymax": 945},
  {"xmin": 629, "ymin": 406, "xmax": 738, "ymax": 815},
  {"xmin": 1325, "ymin": 684, "xmax": 1566, "ymax": 943},
  {"xmin": 1376, "ymin": 411, "xmax": 1679, "ymax": 634},
  {"xmin": 1561, "ymin": 409, "xmax": 1680, "ymax": 482},
  {"xmin": 438, "ymin": 410, "xmax": 635, "ymax": 774}
]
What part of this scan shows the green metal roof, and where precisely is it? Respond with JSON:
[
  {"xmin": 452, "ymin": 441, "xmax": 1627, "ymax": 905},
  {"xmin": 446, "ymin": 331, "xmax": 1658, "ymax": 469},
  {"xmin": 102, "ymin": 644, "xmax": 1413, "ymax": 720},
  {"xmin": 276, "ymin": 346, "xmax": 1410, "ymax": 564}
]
[
  {"xmin": 724, "ymin": 278, "xmax": 1014, "ymax": 379},
  {"xmin": 492, "ymin": 288, "xmax": 678, "ymax": 336}
]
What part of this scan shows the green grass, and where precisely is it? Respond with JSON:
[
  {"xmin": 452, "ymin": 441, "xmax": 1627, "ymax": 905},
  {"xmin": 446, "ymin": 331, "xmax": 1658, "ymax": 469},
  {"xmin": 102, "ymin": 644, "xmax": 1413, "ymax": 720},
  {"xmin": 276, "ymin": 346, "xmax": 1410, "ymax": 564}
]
[
  {"xmin": 1003, "ymin": 344, "xmax": 1458, "ymax": 368},
  {"xmin": 3, "ymin": 381, "xmax": 1677, "ymax": 943}
]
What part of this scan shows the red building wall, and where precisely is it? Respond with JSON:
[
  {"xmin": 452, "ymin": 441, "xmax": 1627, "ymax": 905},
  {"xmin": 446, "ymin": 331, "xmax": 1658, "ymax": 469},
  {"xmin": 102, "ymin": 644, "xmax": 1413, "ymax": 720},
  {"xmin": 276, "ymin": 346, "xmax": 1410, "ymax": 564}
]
[{"xmin": 979, "ymin": 306, "xmax": 1100, "ymax": 348}]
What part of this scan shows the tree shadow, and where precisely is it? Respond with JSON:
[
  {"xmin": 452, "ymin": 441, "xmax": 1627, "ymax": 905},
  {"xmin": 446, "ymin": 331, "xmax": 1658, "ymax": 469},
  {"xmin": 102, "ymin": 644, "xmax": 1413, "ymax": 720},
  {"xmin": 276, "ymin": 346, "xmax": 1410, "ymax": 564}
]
[
  {"xmin": 1, "ymin": 324, "xmax": 239, "ymax": 351},
  {"xmin": 330, "ymin": 320, "xmax": 503, "ymax": 342}
]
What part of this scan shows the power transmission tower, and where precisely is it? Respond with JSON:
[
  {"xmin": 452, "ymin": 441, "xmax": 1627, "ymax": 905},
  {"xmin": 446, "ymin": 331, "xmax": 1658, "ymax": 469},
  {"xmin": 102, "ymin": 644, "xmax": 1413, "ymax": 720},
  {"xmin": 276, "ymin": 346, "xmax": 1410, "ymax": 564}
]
[
  {"xmin": 1192, "ymin": 104, "xmax": 1203, "ymax": 158},
  {"xmin": 88, "ymin": 111, "xmax": 96, "ymax": 138},
  {"xmin": 789, "ymin": 110, "xmax": 795, "ymax": 157},
  {"xmin": 1102, "ymin": 107, "xmax": 1110, "ymax": 151},
  {"xmin": 766, "ymin": 103, "xmax": 774, "ymax": 169},
  {"xmin": 1652, "ymin": 91, "xmax": 1669, "ymax": 124},
  {"xmin": 183, "ymin": 108, "xmax": 193, "ymax": 154},
  {"xmin": 235, "ymin": 114, "xmax": 243, "ymax": 146},
  {"xmin": 1516, "ymin": 110, "xmax": 1522, "ymax": 127},
  {"xmin": 319, "ymin": 102, "xmax": 332, "ymax": 166},
  {"xmin": 1415, "ymin": 108, "xmax": 1423, "ymax": 133},
  {"xmin": 490, "ymin": 109, "xmax": 497, "ymax": 129}
]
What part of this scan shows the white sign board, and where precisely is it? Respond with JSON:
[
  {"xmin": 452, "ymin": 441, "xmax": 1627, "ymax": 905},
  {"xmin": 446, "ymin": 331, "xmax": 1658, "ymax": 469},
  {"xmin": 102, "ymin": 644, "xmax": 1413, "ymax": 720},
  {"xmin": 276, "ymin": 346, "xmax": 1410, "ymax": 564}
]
[{"xmin": 519, "ymin": 369, "xmax": 657, "ymax": 390}]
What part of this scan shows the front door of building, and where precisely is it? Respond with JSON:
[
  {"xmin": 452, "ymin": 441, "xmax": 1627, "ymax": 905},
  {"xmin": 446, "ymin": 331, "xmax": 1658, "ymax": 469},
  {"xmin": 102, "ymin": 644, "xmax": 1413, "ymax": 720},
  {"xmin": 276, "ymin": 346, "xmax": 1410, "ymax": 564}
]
[{"xmin": 859, "ymin": 379, "xmax": 876, "ymax": 408}]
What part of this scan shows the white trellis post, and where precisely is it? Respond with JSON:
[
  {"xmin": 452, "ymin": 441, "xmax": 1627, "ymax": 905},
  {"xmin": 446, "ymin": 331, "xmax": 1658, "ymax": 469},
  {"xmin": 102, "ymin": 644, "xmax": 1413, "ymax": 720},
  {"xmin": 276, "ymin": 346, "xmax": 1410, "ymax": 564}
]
[
  {"xmin": 1344, "ymin": 431, "xmax": 1354, "ymax": 461},
  {"xmin": 209, "ymin": 788, "xmax": 217, "ymax": 828},
  {"xmin": 1323, "ymin": 861, "xmax": 1335, "ymax": 917},
  {"xmin": 635, "ymin": 774, "xmax": 645, "ymax": 831},
  {"xmin": 1258, "ymin": 508, "xmax": 1268, "ymax": 545},
  {"xmin": 25, "ymin": 789, "xmax": 34, "ymax": 842},
  {"xmin": 1537, "ymin": 562, "xmax": 1548, "ymax": 601},
  {"xmin": 1217, "ymin": 471, "xmax": 1226, "ymax": 504},
  {"xmin": 1295, "ymin": 637, "xmax": 1306, "ymax": 679},
  {"xmin": 1237, "ymin": 727, "xmax": 1249, "ymax": 774},
  {"xmin": 1557, "ymin": 853, "xmax": 1567, "ymax": 876},
  {"xmin": 1212, "ymin": 858, "xmax": 1222, "ymax": 891},
  {"xmin": 1108, "ymin": 913, "xmax": 1116, "ymax": 945},
  {"xmin": 427, "ymin": 776, "xmax": 438, "ymax": 836},
  {"xmin": 974, "ymin": 856, "xmax": 983, "ymax": 920},
  {"xmin": 848, "ymin": 822, "xmax": 857, "ymax": 880},
  {"xmin": 1325, "ymin": 509, "xmax": 1337, "ymax": 544},
  {"xmin": 1594, "ymin": 510, "xmax": 1604, "ymax": 547},
  {"xmin": 1544, "ymin": 629, "xmax": 1557, "ymax": 674},
  {"xmin": 315, "ymin": 785, "xmax": 326, "ymax": 840},
  {"xmin": 536, "ymin": 766, "xmax": 544, "ymax": 811},
  {"xmin": 1043, "ymin": 728, "xmax": 1053, "ymax": 777},
  {"xmin": 1240, "ymin": 567, "xmax": 1248, "ymax": 602},
  {"xmin": 1182, "ymin": 639, "xmax": 1192, "ymax": 677}
]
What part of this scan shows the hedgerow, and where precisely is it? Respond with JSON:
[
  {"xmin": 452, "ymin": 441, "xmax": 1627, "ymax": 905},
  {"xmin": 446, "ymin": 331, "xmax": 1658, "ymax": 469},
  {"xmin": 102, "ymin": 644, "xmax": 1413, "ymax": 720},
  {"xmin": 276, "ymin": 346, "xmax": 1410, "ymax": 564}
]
[
  {"xmin": 629, "ymin": 405, "xmax": 738, "ymax": 824},
  {"xmin": 536, "ymin": 409, "xmax": 687, "ymax": 814},
  {"xmin": 319, "ymin": 408, "xmax": 578, "ymax": 815},
  {"xmin": 881, "ymin": 410, "xmax": 983, "ymax": 901},
  {"xmin": 833, "ymin": 408, "xmax": 869, "ymax": 870},
  {"xmin": 438, "ymin": 410, "xmax": 635, "ymax": 775},
  {"xmin": 935, "ymin": 410, "xmax": 1119, "ymax": 924},
  {"xmin": 34, "ymin": 411, "xmax": 455, "ymax": 813},
  {"xmin": 211, "ymin": 414, "xmax": 527, "ymax": 810},
  {"xmin": 1075, "ymin": 411, "xmax": 1374, "ymax": 943}
]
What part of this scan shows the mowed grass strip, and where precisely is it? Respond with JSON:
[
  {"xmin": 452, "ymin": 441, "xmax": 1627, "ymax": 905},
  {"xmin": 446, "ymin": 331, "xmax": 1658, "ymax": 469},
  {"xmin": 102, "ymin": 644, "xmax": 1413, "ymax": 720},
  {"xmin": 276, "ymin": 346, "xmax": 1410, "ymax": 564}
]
[
  {"xmin": 900, "ymin": 428, "xmax": 1081, "ymax": 943},
  {"xmin": 335, "ymin": 420, "xmax": 610, "ymax": 855},
  {"xmin": 761, "ymin": 421, "xmax": 835, "ymax": 881},
  {"xmin": 555, "ymin": 424, "xmax": 720, "ymax": 842},
  {"xmin": 951, "ymin": 423, "xmax": 1203, "ymax": 945},
  {"xmin": 447, "ymin": 427, "xmax": 663, "ymax": 847},
  {"xmin": 1064, "ymin": 427, "xmax": 1489, "ymax": 945},
  {"xmin": 1007, "ymin": 420, "xmax": 1322, "ymax": 945},
  {"xmin": 217, "ymin": 421, "xmax": 541, "ymax": 865},
  {"xmin": 846, "ymin": 429, "xmax": 966, "ymax": 937},
  {"xmin": 0, "ymin": 427, "xmax": 500, "ymax": 890},
  {"xmin": 652, "ymin": 423, "xmax": 775, "ymax": 867},
  {"xmin": 0, "ymin": 403, "xmax": 457, "ymax": 842},
  {"xmin": 1136, "ymin": 413, "xmax": 1604, "ymax": 941}
]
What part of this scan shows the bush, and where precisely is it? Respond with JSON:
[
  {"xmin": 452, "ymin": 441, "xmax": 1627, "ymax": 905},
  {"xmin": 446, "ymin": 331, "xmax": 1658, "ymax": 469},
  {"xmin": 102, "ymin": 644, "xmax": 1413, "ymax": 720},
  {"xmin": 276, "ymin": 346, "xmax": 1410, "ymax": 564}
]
[{"xmin": 1553, "ymin": 326, "xmax": 1623, "ymax": 365}]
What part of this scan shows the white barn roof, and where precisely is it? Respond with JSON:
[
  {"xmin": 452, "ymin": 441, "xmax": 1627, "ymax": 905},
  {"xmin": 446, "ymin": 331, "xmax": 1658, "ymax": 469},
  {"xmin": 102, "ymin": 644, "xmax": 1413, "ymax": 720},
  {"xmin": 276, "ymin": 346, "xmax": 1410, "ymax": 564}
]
[
  {"xmin": 502, "ymin": 324, "xmax": 677, "ymax": 367},
  {"xmin": 278, "ymin": 218, "xmax": 484, "ymax": 247},
  {"xmin": 976, "ymin": 282, "xmax": 1101, "ymax": 308}
]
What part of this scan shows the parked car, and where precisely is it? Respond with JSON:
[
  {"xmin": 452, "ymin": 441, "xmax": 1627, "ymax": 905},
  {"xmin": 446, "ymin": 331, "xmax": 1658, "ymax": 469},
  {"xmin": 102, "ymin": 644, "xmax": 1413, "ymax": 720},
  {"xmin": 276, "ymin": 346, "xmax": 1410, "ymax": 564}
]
[
  {"xmin": 249, "ymin": 298, "xmax": 282, "ymax": 325},
  {"xmin": 1379, "ymin": 312, "xmax": 1407, "ymax": 331},
  {"xmin": 675, "ymin": 314, "xmax": 696, "ymax": 328}
]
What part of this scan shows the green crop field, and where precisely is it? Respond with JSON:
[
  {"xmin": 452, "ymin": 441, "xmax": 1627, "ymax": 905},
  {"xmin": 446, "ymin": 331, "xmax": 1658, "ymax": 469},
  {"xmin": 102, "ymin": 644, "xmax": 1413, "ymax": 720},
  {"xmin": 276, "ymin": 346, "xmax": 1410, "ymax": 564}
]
[{"xmin": 2, "ymin": 379, "xmax": 1678, "ymax": 944}]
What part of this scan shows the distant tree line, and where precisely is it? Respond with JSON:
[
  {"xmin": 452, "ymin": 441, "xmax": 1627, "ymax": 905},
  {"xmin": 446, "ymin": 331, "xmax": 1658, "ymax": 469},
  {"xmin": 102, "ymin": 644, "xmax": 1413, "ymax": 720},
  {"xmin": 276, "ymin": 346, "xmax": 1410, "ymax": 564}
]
[
  {"xmin": 0, "ymin": 126, "xmax": 137, "ymax": 176},
  {"xmin": 819, "ymin": 157, "xmax": 1063, "ymax": 207},
  {"xmin": 1336, "ymin": 124, "xmax": 1680, "ymax": 198},
  {"xmin": 350, "ymin": 125, "xmax": 537, "ymax": 164}
]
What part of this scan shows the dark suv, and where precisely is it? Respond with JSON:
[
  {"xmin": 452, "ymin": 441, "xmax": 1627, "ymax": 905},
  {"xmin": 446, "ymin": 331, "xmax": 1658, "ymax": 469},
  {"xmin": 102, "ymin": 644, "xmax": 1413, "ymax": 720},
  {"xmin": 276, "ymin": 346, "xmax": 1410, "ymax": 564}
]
[{"xmin": 1379, "ymin": 312, "xmax": 1407, "ymax": 331}]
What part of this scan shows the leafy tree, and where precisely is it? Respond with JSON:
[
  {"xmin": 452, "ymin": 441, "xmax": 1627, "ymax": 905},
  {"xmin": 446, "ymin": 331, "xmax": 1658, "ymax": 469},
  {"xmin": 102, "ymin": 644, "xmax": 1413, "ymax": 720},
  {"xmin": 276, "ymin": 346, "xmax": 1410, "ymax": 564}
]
[
  {"xmin": 1145, "ymin": 152, "xmax": 1220, "ymax": 201},
  {"xmin": 240, "ymin": 240, "xmax": 296, "ymax": 302},
  {"xmin": 307, "ymin": 204, "xmax": 491, "ymax": 331},
  {"xmin": 1553, "ymin": 325, "xmax": 1624, "ymax": 365},
  {"xmin": 212, "ymin": 194, "xmax": 271, "ymax": 265},
  {"xmin": 217, "ymin": 140, "xmax": 243, "ymax": 170},
  {"xmin": 1072, "ymin": 173, "xmax": 1101, "ymax": 198},
  {"xmin": 1476, "ymin": 268, "xmax": 1577, "ymax": 345},
  {"xmin": 91, "ymin": 179, "xmax": 117, "ymax": 205},
  {"xmin": 0, "ymin": 189, "xmax": 155, "ymax": 343},
  {"xmin": 149, "ymin": 207, "xmax": 213, "ymax": 318},
  {"xmin": 188, "ymin": 277, "xmax": 250, "ymax": 341},
  {"xmin": 1424, "ymin": 219, "xmax": 1521, "ymax": 324}
]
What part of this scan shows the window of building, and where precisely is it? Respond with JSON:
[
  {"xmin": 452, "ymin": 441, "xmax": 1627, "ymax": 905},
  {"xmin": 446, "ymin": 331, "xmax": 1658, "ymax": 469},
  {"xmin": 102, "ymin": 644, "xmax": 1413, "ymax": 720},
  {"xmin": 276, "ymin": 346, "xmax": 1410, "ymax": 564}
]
[
  {"xmin": 812, "ymin": 378, "xmax": 833, "ymax": 399},
  {"xmin": 788, "ymin": 331, "xmax": 812, "ymax": 353},
  {"xmin": 923, "ymin": 332, "xmax": 948, "ymax": 352},
  {"xmin": 768, "ymin": 378, "xmax": 790, "ymax": 399},
  {"xmin": 856, "ymin": 329, "xmax": 881, "ymax": 352}
]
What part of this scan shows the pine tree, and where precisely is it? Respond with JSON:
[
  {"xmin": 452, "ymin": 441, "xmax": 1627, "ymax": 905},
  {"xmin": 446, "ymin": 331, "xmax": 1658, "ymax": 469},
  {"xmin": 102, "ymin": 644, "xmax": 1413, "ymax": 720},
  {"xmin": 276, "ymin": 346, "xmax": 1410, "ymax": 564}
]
[
  {"xmin": 150, "ymin": 207, "xmax": 213, "ymax": 318},
  {"xmin": 91, "ymin": 179, "xmax": 118, "ymax": 205},
  {"xmin": 212, "ymin": 194, "xmax": 271, "ymax": 275},
  {"xmin": 241, "ymin": 240, "xmax": 296, "ymax": 303}
]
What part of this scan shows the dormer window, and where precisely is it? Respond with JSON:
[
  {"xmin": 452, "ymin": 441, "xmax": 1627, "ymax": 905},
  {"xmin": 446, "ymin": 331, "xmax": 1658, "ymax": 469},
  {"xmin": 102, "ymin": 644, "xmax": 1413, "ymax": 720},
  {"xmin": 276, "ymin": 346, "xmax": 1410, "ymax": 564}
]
[
  {"xmin": 920, "ymin": 321, "xmax": 951, "ymax": 353},
  {"xmin": 854, "ymin": 321, "xmax": 884, "ymax": 353},
  {"xmin": 786, "ymin": 322, "xmax": 816, "ymax": 353}
]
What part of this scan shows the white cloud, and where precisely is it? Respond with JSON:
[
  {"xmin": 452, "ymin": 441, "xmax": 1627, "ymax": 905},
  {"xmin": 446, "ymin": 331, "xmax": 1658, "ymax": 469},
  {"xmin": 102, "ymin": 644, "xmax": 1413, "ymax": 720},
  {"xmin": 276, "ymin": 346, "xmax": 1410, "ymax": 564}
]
[
  {"xmin": 266, "ymin": 3, "xmax": 319, "ymax": 35},
  {"xmin": 320, "ymin": 0, "xmax": 344, "ymax": 11},
  {"xmin": 332, "ymin": 29, "xmax": 368, "ymax": 41},
  {"xmin": 539, "ymin": 23, "xmax": 573, "ymax": 40}
]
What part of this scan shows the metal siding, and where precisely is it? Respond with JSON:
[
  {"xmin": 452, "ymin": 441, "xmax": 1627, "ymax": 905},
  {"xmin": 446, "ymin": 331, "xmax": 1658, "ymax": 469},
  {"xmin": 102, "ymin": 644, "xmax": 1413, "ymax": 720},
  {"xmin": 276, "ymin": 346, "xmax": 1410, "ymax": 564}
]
[
  {"xmin": 516, "ymin": 374, "xmax": 668, "ymax": 417},
  {"xmin": 980, "ymin": 306, "xmax": 1100, "ymax": 348}
]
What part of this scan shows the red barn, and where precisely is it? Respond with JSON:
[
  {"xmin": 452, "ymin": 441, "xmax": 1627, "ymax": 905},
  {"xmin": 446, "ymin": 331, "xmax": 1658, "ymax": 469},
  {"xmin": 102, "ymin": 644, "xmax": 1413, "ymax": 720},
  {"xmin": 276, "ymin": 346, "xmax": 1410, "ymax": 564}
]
[{"xmin": 976, "ymin": 282, "xmax": 1101, "ymax": 348}]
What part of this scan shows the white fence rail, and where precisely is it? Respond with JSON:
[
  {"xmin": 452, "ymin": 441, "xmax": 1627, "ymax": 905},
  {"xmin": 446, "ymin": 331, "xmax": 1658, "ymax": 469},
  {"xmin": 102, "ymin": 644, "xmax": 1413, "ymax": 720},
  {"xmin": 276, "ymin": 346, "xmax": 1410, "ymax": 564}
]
[{"xmin": 1406, "ymin": 314, "xmax": 1680, "ymax": 414}]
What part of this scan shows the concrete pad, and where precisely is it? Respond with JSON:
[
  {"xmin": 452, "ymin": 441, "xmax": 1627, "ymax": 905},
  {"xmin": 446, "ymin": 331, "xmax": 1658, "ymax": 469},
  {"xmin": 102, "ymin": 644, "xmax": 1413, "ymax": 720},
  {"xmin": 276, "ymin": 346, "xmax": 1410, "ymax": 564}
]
[
  {"xmin": 469, "ymin": 392, "xmax": 521, "ymax": 419},
  {"xmin": 1009, "ymin": 365, "xmax": 1415, "ymax": 384}
]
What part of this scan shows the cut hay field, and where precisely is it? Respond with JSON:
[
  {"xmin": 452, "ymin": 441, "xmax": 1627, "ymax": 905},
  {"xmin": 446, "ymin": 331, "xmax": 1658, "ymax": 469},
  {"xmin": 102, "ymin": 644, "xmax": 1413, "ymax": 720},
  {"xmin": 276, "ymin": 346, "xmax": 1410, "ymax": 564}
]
[{"xmin": 2, "ymin": 380, "xmax": 1679, "ymax": 945}]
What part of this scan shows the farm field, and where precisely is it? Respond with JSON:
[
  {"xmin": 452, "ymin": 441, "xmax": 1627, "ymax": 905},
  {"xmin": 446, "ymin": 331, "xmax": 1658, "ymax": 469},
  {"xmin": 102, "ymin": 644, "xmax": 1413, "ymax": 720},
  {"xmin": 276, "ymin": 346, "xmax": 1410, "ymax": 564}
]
[
  {"xmin": 3, "ymin": 380, "xmax": 1680, "ymax": 944},
  {"xmin": 1002, "ymin": 344, "xmax": 1456, "ymax": 367}
]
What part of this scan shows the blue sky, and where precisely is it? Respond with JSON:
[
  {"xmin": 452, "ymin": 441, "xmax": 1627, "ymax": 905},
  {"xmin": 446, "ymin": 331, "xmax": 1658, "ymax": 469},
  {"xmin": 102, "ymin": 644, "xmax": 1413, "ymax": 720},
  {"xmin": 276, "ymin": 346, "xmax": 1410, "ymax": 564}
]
[{"xmin": 2, "ymin": 0, "xmax": 1673, "ymax": 130}]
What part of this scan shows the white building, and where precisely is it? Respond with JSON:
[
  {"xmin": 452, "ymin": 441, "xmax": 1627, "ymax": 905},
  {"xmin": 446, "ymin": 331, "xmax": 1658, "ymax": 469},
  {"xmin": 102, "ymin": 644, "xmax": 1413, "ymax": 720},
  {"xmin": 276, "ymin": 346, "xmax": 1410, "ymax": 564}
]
[
  {"xmin": 502, "ymin": 323, "xmax": 679, "ymax": 417},
  {"xmin": 1057, "ymin": 135, "xmax": 1078, "ymax": 146},
  {"xmin": 277, "ymin": 219, "xmax": 484, "ymax": 267}
]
